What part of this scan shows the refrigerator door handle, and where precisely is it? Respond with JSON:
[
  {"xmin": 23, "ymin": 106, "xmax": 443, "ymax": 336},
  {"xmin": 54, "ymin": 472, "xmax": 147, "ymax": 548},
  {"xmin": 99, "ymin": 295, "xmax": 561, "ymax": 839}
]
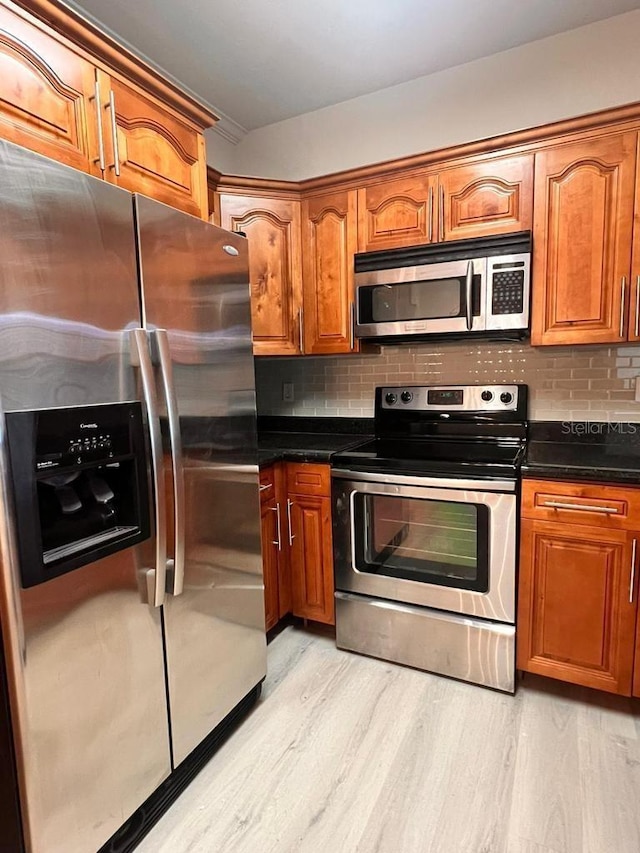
[
  {"xmin": 131, "ymin": 328, "xmax": 166, "ymax": 607},
  {"xmin": 153, "ymin": 329, "xmax": 186, "ymax": 597}
]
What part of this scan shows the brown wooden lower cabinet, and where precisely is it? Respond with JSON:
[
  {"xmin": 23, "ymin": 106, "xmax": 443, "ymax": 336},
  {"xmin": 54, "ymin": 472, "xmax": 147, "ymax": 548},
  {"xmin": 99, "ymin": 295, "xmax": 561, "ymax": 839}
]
[
  {"xmin": 518, "ymin": 478, "xmax": 640, "ymax": 696},
  {"xmin": 259, "ymin": 461, "xmax": 334, "ymax": 630}
]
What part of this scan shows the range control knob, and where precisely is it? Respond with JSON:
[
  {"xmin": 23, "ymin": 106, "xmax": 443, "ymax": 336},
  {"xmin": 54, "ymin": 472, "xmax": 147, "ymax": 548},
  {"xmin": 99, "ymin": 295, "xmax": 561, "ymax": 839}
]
[
  {"xmin": 500, "ymin": 391, "xmax": 514, "ymax": 405},
  {"xmin": 400, "ymin": 390, "xmax": 413, "ymax": 404},
  {"xmin": 480, "ymin": 390, "xmax": 493, "ymax": 402},
  {"xmin": 385, "ymin": 392, "xmax": 397, "ymax": 405}
]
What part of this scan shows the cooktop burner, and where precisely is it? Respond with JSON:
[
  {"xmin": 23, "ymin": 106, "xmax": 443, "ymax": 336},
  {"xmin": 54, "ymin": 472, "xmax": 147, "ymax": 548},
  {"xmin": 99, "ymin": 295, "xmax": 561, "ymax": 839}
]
[{"xmin": 332, "ymin": 383, "xmax": 528, "ymax": 479}]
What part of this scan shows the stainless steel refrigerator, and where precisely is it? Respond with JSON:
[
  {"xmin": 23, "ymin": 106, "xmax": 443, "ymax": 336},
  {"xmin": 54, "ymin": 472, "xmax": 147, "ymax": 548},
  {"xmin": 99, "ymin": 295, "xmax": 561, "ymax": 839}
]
[{"xmin": 0, "ymin": 140, "xmax": 266, "ymax": 853}]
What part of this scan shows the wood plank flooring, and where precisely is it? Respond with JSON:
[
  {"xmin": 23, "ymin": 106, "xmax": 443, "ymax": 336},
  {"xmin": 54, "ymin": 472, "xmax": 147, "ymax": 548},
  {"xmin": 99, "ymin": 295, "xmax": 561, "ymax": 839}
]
[{"xmin": 137, "ymin": 625, "xmax": 640, "ymax": 853}]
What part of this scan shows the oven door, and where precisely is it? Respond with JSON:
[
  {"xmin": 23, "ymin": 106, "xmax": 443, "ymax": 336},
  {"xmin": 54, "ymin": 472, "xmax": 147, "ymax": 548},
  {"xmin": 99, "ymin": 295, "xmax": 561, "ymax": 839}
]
[
  {"xmin": 355, "ymin": 257, "xmax": 487, "ymax": 339},
  {"xmin": 332, "ymin": 471, "xmax": 516, "ymax": 623}
]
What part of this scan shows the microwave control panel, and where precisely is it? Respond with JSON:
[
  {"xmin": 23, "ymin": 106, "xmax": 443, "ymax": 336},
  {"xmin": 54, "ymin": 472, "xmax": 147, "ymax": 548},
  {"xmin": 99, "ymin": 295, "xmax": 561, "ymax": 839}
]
[{"xmin": 490, "ymin": 266, "xmax": 525, "ymax": 315}]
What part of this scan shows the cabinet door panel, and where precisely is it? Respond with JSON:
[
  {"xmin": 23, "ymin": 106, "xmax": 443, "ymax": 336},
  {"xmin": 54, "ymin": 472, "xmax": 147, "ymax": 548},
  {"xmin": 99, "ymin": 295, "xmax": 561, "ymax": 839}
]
[
  {"xmin": 357, "ymin": 174, "xmax": 436, "ymax": 252},
  {"xmin": 439, "ymin": 154, "xmax": 533, "ymax": 242},
  {"xmin": 103, "ymin": 76, "xmax": 207, "ymax": 218},
  {"xmin": 289, "ymin": 493, "xmax": 334, "ymax": 625},
  {"xmin": 518, "ymin": 519, "xmax": 637, "ymax": 694},
  {"xmin": 629, "ymin": 135, "xmax": 640, "ymax": 343},
  {"xmin": 0, "ymin": 4, "xmax": 97, "ymax": 173},
  {"xmin": 219, "ymin": 194, "xmax": 302, "ymax": 356},
  {"xmin": 531, "ymin": 134, "xmax": 636, "ymax": 345},
  {"xmin": 302, "ymin": 190, "xmax": 357, "ymax": 354}
]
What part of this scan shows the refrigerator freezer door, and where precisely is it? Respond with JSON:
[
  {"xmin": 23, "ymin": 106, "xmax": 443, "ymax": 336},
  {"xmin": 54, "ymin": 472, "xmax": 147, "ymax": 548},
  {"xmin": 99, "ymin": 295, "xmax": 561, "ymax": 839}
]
[
  {"xmin": 135, "ymin": 195, "xmax": 266, "ymax": 766},
  {"xmin": 0, "ymin": 142, "xmax": 171, "ymax": 853}
]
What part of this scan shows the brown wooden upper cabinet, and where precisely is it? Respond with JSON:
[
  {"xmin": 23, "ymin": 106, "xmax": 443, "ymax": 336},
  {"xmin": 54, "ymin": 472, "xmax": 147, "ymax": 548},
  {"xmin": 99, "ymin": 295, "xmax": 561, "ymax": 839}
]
[
  {"xmin": 0, "ymin": 2, "xmax": 212, "ymax": 218},
  {"xmin": 531, "ymin": 133, "xmax": 637, "ymax": 346},
  {"xmin": 302, "ymin": 190, "xmax": 358, "ymax": 355},
  {"xmin": 219, "ymin": 190, "xmax": 359, "ymax": 356},
  {"xmin": 357, "ymin": 154, "xmax": 533, "ymax": 252},
  {"xmin": 98, "ymin": 74, "xmax": 208, "ymax": 218},
  {"xmin": 219, "ymin": 193, "xmax": 303, "ymax": 356},
  {"xmin": 0, "ymin": 3, "xmax": 100, "ymax": 175}
]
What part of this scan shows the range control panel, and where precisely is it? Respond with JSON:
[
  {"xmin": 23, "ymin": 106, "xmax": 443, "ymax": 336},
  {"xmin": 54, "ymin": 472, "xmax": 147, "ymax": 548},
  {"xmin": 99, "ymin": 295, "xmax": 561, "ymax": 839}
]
[{"xmin": 380, "ymin": 384, "xmax": 526, "ymax": 414}]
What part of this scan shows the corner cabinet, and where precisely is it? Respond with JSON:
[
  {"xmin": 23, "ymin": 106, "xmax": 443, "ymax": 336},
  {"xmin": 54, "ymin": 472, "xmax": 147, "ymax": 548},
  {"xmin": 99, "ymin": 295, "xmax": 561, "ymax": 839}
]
[
  {"xmin": 302, "ymin": 190, "xmax": 358, "ymax": 355},
  {"xmin": 218, "ymin": 193, "xmax": 303, "ymax": 356},
  {"xmin": 218, "ymin": 189, "xmax": 359, "ymax": 357},
  {"xmin": 356, "ymin": 153, "xmax": 533, "ymax": 252},
  {"xmin": 531, "ymin": 133, "xmax": 637, "ymax": 346},
  {"xmin": 518, "ymin": 479, "xmax": 640, "ymax": 695}
]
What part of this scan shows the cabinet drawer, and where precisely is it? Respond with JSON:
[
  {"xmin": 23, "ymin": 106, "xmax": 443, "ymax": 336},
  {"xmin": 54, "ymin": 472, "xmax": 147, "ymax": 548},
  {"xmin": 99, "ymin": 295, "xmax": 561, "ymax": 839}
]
[
  {"xmin": 522, "ymin": 478, "xmax": 640, "ymax": 529},
  {"xmin": 287, "ymin": 462, "xmax": 331, "ymax": 497}
]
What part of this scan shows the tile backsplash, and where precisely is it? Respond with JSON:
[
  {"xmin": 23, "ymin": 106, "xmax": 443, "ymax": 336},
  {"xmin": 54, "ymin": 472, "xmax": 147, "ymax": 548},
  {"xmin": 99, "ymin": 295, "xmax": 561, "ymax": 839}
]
[{"xmin": 255, "ymin": 341, "xmax": 640, "ymax": 421}]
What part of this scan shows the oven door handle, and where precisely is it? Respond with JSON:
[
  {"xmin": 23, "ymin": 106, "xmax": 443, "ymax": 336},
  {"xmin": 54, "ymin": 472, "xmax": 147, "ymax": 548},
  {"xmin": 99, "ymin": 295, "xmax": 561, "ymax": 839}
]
[{"xmin": 465, "ymin": 260, "xmax": 474, "ymax": 331}]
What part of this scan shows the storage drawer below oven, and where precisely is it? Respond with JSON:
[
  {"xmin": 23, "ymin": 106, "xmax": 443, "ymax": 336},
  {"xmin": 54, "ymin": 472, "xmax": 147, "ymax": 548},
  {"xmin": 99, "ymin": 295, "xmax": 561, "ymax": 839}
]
[{"xmin": 335, "ymin": 591, "xmax": 515, "ymax": 693}]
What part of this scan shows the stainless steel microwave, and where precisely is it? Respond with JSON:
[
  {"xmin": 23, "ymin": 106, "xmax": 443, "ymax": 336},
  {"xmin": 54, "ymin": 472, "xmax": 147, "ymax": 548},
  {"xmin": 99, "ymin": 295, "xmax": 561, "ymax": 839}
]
[{"xmin": 354, "ymin": 231, "xmax": 531, "ymax": 342}]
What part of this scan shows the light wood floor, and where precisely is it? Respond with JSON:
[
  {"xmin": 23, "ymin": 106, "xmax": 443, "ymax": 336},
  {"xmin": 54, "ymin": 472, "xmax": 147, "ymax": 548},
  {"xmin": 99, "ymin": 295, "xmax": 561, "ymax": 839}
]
[{"xmin": 137, "ymin": 625, "xmax": 640, "ymax": 853}]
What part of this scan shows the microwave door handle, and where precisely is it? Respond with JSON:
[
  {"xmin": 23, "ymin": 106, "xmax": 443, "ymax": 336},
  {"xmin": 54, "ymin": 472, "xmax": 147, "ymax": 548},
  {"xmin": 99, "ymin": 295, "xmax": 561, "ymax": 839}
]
[
  {"xmin": 131, "ymin": 328, "xmax": 166, "ymax": 607},
  {"xmin": 465, "ymin": 261, "xmax": 473, "ymax": 331},
  {"xmin": 153, "ymin": 329, "xmax": 185, "ymax": 597}
]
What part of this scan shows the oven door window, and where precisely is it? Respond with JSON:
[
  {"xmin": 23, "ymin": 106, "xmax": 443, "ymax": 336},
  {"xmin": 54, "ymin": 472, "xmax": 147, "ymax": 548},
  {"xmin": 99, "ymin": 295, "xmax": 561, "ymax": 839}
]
[
  {"xmin": 358, "ymin": 276, "xmax": 481, "ymax": 324},
  {"xmin": 353, "ymin": 493, "xmax": 489, "ymax": 592}
]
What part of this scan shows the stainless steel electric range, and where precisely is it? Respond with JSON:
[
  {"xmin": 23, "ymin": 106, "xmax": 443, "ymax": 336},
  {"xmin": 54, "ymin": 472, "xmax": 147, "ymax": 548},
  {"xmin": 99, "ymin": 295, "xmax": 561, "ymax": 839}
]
[{"xmin": 331, "ymin": 383, "xmax": 528, "ymax": 693}]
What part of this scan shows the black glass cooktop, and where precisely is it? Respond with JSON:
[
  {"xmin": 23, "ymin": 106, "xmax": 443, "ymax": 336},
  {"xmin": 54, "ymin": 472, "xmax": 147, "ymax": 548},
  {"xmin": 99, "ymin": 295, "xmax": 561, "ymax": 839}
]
[{"xmin": 332, "ymin": 437, "xmax": 525, "ymax": 480}]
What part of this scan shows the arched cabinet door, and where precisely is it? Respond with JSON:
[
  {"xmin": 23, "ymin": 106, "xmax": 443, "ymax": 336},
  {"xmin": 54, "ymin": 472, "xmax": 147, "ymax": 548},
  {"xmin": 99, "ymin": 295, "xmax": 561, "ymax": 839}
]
[
  {"xmin": 100, "ymin": 73, "xmax": 208, "ymax": 219},
  {"xmin": 357, "ymin": 174, "xmax": 437, "ymax": 252},
  {"xmin": 0, "ymin": 4, "xmax": 99, "ymax": 174},
  {"xmin": 302, "ymin": 190, "xmax": 358, "ymax": 355},
  {"xmin": 531, "ymin": 133, "xmax": 636, "ymax": 346},
  {"xmin": 218, "ymin": 193, "xmax": 303, "ymax": 355},
  {"xmin": 438, "ymin": 154, "xmax": 533, "ymax": 242}
]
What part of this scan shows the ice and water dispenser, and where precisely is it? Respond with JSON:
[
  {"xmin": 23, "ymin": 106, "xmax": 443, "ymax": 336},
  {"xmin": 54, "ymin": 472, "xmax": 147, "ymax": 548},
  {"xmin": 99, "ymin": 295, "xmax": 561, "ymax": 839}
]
[{"xmin": 6, "ymin": 402, "xmax": 150, "ymax": 587}]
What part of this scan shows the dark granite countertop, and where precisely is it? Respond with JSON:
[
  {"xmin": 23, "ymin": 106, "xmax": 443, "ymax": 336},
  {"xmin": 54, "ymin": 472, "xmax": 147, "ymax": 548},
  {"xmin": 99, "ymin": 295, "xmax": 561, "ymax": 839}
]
[
  {"xmin": 257, "ymin": 416, "xmax": 373, "ymax": 467},
  {"xmin": 524, "ymin": 422, "xmax": 640, "ymax": 485}
]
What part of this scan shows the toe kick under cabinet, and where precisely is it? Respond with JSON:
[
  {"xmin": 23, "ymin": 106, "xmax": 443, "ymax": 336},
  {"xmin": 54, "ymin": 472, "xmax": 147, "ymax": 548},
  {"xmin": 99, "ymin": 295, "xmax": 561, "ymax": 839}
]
[
  {"xmin": 259, "ymin": 462, "xmax": 335, "ymax": 630},
  {"xmin": 518, "ymin": 478, "xmax": 640, "ymax": 696}
]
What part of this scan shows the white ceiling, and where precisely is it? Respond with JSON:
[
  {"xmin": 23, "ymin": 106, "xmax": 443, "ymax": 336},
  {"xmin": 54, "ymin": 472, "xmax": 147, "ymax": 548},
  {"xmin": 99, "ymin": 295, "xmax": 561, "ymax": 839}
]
[{"xmin": 65, "ymin": 0, "xmax": 640, "ymax": 139}]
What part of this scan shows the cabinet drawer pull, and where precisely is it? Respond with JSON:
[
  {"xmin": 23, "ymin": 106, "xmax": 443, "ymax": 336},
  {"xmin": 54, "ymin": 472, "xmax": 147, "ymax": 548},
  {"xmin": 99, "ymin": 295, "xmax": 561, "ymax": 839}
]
[
  {"xmin": 541, "ymin": 500, "xmax": 618, "ymax": 514},
  {"xmin": 630, "ymin": 539, "xmax": 637, "ymax": 603},
  {"xmin": 287, "ymin": 498, "xmax": 295, "ymax": 545},
  {"xmin": 271, "ymin": 502, "xmax": 282, "ymax": 551},
  {"xmin": 620, "ymin": 276, "xmax": 626, "ymax": 338}
]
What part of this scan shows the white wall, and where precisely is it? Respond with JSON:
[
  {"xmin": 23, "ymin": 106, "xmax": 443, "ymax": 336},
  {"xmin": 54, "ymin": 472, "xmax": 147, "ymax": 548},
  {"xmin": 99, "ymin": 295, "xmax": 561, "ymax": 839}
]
[{"xmin": 207, "ymin": 10, "xmax": 640, "ymax": 180}]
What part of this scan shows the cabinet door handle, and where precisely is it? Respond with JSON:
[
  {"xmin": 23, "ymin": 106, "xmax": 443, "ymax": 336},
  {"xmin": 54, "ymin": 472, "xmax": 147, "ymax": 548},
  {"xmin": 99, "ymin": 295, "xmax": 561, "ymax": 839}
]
[
  {"xmin": 635, "ymin": 275, "xmax": 640, "ymax": 338},
  {"xmin": 272, "ymin": 503, "xmax": 282, "ymax": 551},
  {"xmin": 439, "ymin": 185, "xmax": 445, "ymax": 241},
  {"xmin": 541, "ymin": 500, "xmax": 618, "ymax": 514},
  {"xmin": 428, "ymin": 186, "xmax": 433, "ymax": 242},
  {"xmin": 620, "ymin": 276, "xmax": 626, "ymax": 338},
  {"xmin": 287, "ymin": 498, "xmax": 295, "ymax": 545},
  {"xmin": 92, "ymin": 73, "xmax": 106, "ymax": 172},
  {"xmin": 298, "ymin": 307, "xmax": 304, "ymax": 354},
  {"xmin": 350, "ymin": 302, "xmax": 355, "ymax": 350},
  {"xmin": 631, "ymin": 539, "xmax": 637, "ymax": 603},
  {"xmin": 108, "ymin": 89, "xmax": 121, "ymax": 177},
  {"xmin": 259, "ymin": 483, "xmax": 271, "ymax": 492}
]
